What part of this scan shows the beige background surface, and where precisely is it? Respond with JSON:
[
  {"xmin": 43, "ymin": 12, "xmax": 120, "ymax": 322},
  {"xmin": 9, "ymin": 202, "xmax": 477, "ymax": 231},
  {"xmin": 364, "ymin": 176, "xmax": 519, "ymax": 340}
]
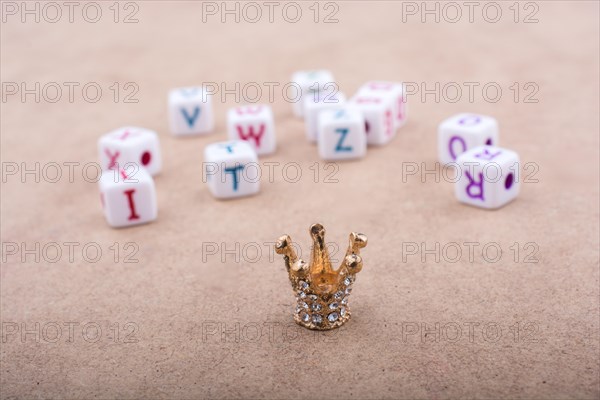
[{"xmin": 1, "ymin": 1, "xmax": 599, "ymax": 399}]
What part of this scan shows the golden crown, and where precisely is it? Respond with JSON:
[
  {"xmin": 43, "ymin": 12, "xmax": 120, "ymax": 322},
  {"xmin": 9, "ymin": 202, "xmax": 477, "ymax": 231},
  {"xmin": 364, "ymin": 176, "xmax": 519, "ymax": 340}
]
[{"xmin": 275, "ymin": 223, "xmax": 367, "ymax": 330}]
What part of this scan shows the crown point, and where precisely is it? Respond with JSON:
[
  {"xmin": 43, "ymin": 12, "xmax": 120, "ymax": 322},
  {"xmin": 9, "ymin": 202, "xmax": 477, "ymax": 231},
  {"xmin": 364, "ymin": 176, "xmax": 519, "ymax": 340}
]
[
  {"xmin": 345, "ymin": 254, "xmax": 363, "ymax": 274},
  {"xmin": 291, "ymin": 259, "xmax": 309, "ymax": 273},
  {"xmin": 310, "ymin": 223, "xmax": 325, "ymax": 237},
  {"xmin": 351, "ymin": 232, "xmax": 368, "ymax": 248},
  {"xmin": 275, "ymin": 235, "xmax": 291, "ymax": 254}
]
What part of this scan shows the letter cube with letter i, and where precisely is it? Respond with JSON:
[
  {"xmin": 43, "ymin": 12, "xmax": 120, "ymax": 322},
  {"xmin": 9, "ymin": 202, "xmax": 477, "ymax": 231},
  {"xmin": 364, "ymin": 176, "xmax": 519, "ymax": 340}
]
[
  {"xmin": 350, "ymin": 94, "xmax": 396, "ymax": 146},
  {"xmin": 98, "ymin": 126, "xmax": 162, "ymax": 176},
  {"xmin": 204, "ymin": 141, "xmax": 260, "ymax": 199},
  {"xmin": 317, "ymin": 107, "xmax": 366, "ymax": 161},
  {"xmin": 438, "ymin": 113, "xmax": 499, "ymax": 165},
  {"xmin": 357, "ymin": 81, "xmax": 407, "ymax": 129},
  {"xmin": 168, "ymin": 86, "xmax": 214, "ymax": 136},
  {"xmin": 227, "ymin": 105, "xmax": 276, "ymax": 155},
  {"xmin": 455, "ymin": 145, "xmax": 520, "ymax": 209},
  {"xmin": 98, "ymin": 167, "xmax": 158, "ymax": 228}
]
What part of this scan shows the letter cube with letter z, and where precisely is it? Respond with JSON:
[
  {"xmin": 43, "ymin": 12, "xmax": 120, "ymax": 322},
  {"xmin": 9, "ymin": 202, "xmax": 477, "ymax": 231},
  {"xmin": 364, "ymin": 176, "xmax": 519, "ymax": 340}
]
[
  {"xmin": 455, "ymin": 146, "xmax": 520, "ymax": 209},
  {"xmin": 204, "ymin": 141, "xmax": 260, "ymax": 199},
  {"xmin": 98, "ymin": 167, "xmax": 158, "ymax": 228},
  {"xmin": 168, "ymin": 86, "xmax": 214, "ymax": 136},
  {"xmin": 227, "ymin": 105, "xmax": 276, "ymax": 155},
  {"xmin": 438, "ymin": 113, "xmax": 499, "ymax": 164},
  {"xmin": 98, "ymin": 126, "xmax": 162, "ymax": 176},
  {"xmin": 318, "ymin": 107, "xmax": 366, "ymax": 161}
]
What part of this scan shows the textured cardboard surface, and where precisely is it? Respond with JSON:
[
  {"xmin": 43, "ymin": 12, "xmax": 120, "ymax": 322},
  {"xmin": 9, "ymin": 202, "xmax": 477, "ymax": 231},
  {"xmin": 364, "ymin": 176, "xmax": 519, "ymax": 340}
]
[{"xmin": 1, "ymin": 2, "xmax": 599, "ymax": 399}]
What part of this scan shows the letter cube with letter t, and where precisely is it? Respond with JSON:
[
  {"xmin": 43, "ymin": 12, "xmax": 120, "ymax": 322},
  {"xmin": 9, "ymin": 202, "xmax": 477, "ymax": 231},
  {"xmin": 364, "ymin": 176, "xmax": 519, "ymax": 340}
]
[
  {"xmin": 168, "ymin": 86, "xmax": 214, "ymax": 136},
  {"xmin": 98, "ymin": 167, "xmax": 158, "ymax": 228},
  {"xmin": 350, "ymin": 94, "xmax": 396, "ymax": 146},
  {"xmin": 438, "ymin": 113, "xmax": 499, "ymax": 164},
  {"xmin": 227, "ymin": 105, "xmax": 276, "ymax": 155},
  {"xmin": 204, "ymin": 141, "xmax": 260, "ymax": 199},
  {"xmin": 98, "ymin": 126, "xmax": 162, "ymax": 176},
  {"xmin": 455, "ymin": 146, "xmax": 520, "ymax": 209},
  {"xmin": 291, "ymin": 70, "xmax": 335, "ymax": 117},
  {"xmin": 357, "ymin": 81, "xmax": 407, "ymax": 129},
  {"xmin": 317, "ymin": 107, "xmax": 366, "ymax": 161}
]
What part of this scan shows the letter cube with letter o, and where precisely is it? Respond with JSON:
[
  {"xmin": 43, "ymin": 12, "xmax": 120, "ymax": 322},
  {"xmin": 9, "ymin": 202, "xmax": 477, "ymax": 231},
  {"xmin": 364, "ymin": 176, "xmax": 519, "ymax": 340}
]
[
  {"xmin": 350, "ymin": 94, "xmax": 396, "ymax": 146},
  {"xmin": 204, "ymin": 141, "xmax": 260, "ymax": 199},
  {"xmin": 98, "ymin": 126, "xmax": 162, "ymax": 176},
  {"xmin": 455, "ymin": 146, "xmax": 520, "ymax": 209},
  {"xmin": 357, "ymin": 81, "xmax": 407, "ymax": 129},
  {"xmin": 317, "ymin": 107, "xmax": 366, "ymax": 161},
  {"xmin": 291, "ymin": 70, "xmax": 335, "ymax": 118},
  {"xmin": 168, "ymin": 86, "xmax": 214, "ymax": 136},
  {"xmin": 227, "ymin": 105, "xmax": 276, "ymax": 155},
  {"xmin": 438, "ymin": 113, "xmax": 499, "ymax": 165},
  {"xmin": 304, "ymin": 91, "xmax": 346, "ymax": 142},
  {"xmin": 98, "ymin": 167, "xmax": 158, "ymax": 228}
]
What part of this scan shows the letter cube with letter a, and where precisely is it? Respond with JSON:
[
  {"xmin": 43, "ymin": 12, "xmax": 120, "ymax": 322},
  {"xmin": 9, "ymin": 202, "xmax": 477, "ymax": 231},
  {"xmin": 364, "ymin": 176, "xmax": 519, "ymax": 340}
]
[
  {"xmin": 98, "ymin": 126, "xmax": 162, "ymax": 176},
  {"xmin": 318, "ymin": 107, "xmax": 366, "ymax": 161},
  {"xmin": 350, "ymin": 94, "xmax": 396, "ymax": 146},
  {"xmin": 226, "ymin": 105, "xmax": 276, "ymax": 155},
  {"xmin": 98, "ymin": 167, "xmax": 158, "ymax": 228},
  {"xmin": 357, "ymin": 81, "xmax": 407, "ymax": 129},
  {"xmin": 455, "ymin": 146, "xmax": 520, "ymax": 209},
  {"xmin": 204, "ymin": 141, "xmax": 260, "ymax": 199},
  {"xmin": 168, "ymin": 86, "xmax": 214, "ymax": 136},
  {"xmin": 438, "ymin": 113, "xmax": 499, "ymax": 165}
]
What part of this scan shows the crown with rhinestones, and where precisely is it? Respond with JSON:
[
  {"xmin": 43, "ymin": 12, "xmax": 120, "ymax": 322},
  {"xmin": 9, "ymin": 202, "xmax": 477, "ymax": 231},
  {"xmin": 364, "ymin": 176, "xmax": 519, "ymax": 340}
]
[{"xmin": 275, "ymin": 223, "xmax": 367, "ymax": 330}]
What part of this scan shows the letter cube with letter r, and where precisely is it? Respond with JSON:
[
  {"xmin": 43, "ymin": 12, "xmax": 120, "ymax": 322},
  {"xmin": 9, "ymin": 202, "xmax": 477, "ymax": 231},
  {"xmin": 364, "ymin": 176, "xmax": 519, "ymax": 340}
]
[
  {"xmin": 98, "ymin": 126, "xmax": 162, "ymax": 176},
  {"xmin": 318, "ymin": 107, "xmax": 366, "ymax": 161},
  {"xmin": 227, "ymin": 105, "xmax": 276, "ymax": 155},
  {"xmin": 438, "ymin": 113, "xmax": 499, "ymax": 164},
  {"xmin": 204, "ymin": 141, "xmax": 260, "ymax": 199},
  {"xmin": 455, "ymin": 146, "xmax": 520, "ymax": 209},
  {"xmin": 168, "ymin": 86, "xmax": 214, "ymax": 136},
  {"xmin": 98, "ymin": 167, "xmax": 157, "ymax": 228}
]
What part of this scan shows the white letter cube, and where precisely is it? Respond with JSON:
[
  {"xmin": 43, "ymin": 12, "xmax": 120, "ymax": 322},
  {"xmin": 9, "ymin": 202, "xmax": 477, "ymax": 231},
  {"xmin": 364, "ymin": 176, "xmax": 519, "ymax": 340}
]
[
  {"xmin": 357, "ymin": 81, "xmax": 407, "ymax": 129},
  {"xmin": 455, "ymin": 145, "xmax": 520, "ymax": 209},
  {"xmin": 318, "ymin": 107, "xmax": 366, "ymax": 161},
  {"xmin": 98, "ymin": 126, "xmax": 162, "ymax": 176},
  {"xmin": 98, "ymin": 167, "xmax": 157, "ymax": 227},
  {"xmin": 204, "ymin": 141, "xmax": 260, "ymax": 199},
  {"xmin": 350, "ymin": 94, "xmax": 396, "ymax": 146},
  {"xmin": 226, "ymin": 105, "xmax": 276, "ymax": 155},
  {"xmin": 438, "ymin": 113, "xmax": 499, "ymax": 164},
  {"xmin": 304, "ymin": 91, "xmax": 346, "ymax": 142},
  {"xmin": 291, "ymin": 70, "xmax": 335, "ymax": 117},
  {"xmin": 168, "ymin": 86, "xmax": 214, "ymax": 136}
]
